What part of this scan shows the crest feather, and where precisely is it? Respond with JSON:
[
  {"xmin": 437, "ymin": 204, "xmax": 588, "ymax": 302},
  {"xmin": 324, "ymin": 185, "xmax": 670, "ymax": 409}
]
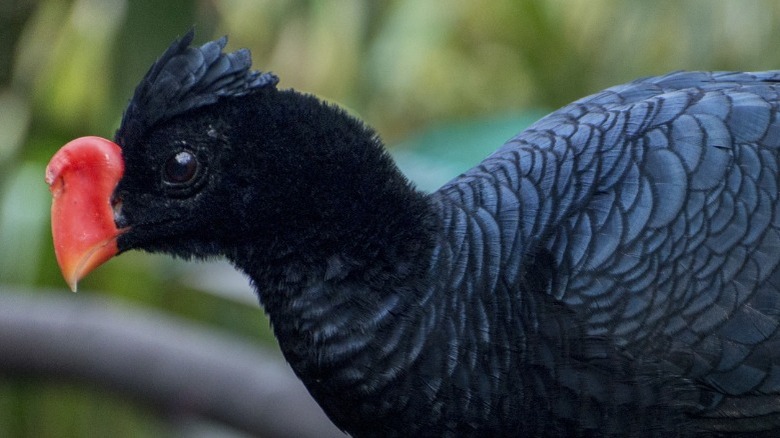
[{"xmin": 115, "ymin": 30, "xmax": 278, "ymax": 146}]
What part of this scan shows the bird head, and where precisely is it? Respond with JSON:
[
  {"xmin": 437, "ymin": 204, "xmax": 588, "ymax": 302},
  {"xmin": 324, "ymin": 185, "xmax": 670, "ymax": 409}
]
[
  {"xmin": 46, "ymin": 31, "xmax": 279, "ymax": 291},
  {"xmin": 46, "ymin": 30, "xmax": 412, "ymax": 292}
]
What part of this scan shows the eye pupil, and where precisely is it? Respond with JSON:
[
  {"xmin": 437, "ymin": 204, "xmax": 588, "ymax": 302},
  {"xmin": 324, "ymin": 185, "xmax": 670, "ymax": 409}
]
[{"xmin": 164, "ymin": 151, "xmax": 198, "ymax": 184}]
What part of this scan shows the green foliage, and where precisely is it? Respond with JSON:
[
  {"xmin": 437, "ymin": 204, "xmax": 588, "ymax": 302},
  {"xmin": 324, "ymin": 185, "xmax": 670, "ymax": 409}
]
[
  {"xmin": 0, "ymin": 379, "xmax": 168, "ymax": 438},
  {"xmin": 4, "ymin": 0, "xmax": 780, "ymax": 435}
]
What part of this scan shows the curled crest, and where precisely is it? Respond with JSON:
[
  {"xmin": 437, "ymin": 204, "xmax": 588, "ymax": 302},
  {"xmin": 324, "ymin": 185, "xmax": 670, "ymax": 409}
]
[{"xmin": 115, "ymin": 30, "xmax": 278, "ymax": 146}]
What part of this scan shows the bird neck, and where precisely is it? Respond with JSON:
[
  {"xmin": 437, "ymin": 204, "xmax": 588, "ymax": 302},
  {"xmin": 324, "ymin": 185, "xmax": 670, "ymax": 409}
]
[
  {"xmin": 228, "ymin": 178, "xmax": 440, "ymax": 429},
  {"xmin": 221, "ymin": 87, "xmax": 440, "ymax": 386}
]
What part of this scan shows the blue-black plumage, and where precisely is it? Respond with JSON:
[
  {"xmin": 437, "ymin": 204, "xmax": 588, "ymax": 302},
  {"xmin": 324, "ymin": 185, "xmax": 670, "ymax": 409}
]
[{"xmin": 47, "ymin": 33, "xmax": 780, "ymax": 436}]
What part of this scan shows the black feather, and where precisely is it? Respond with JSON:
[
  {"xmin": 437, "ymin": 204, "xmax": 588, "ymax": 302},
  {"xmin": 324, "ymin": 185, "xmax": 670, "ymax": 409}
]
[
  {"xmin": 114, "ymin": 30, "xmax": 278, "ymax": 147},
  {"xmin": 110, "ymin": 33, "xmax": 780, "ymax": 436}
]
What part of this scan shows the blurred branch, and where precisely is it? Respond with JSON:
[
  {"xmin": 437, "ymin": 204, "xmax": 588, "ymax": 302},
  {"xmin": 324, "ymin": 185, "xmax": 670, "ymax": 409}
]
[{"xmin": 0, "ymin": 287, "xmax": 346, "ymax": 438}]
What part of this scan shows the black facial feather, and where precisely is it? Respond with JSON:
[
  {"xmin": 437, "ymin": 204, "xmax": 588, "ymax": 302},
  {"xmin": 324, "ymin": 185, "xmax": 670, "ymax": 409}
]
[{"xmin": 115, "ymin": 29, "xmax": 279, "ymax": 147}]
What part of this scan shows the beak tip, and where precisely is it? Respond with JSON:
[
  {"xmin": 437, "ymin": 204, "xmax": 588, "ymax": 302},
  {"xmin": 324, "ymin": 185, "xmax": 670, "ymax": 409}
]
[{"xmin": 54, "ymin": 237, "xmax": 119, "ymax": 293}]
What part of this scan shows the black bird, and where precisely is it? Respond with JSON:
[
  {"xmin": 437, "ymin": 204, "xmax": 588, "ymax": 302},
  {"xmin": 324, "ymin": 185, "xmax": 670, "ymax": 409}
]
[{"xmin": 46, "ymin": 31, "xmax": 780, "ymax": 436}]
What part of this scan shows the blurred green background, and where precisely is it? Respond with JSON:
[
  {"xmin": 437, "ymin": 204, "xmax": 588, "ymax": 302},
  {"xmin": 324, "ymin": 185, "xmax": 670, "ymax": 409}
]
[{"xmin": 4, "ymin": 0, "xmax": 780, "ymax": 436}]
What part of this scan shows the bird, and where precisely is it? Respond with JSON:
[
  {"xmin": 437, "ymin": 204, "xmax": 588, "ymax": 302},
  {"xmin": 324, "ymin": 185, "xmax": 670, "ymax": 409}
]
[{"xmin": 45, "ymin": 30, "xmax": 780, "ymax": 436}]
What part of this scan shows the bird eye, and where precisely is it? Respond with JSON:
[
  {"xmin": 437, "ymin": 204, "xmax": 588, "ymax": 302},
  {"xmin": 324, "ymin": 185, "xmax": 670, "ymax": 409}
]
[{"xmin": 164, "ymin": 151, "xmax": 199, "ymax": 185}]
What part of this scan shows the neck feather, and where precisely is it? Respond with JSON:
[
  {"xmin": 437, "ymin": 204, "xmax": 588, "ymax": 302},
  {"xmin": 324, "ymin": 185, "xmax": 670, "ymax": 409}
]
[{"xmin": 222, "ymin": 88, "xmax": 439, "ymax": 403}]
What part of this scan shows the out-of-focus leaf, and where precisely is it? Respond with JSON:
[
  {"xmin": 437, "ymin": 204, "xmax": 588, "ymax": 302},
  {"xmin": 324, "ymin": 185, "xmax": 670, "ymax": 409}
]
[
  {"xmin": 16, "ymin": 0, "xmax": 126, "ymax": 134},
  {"xmin": 392, "ymin": 111, "xmax": 546, "ymax": 191},
  {"xmin": 0, "ymin": 162, "xmax": 49, "ymax": 284},
  {"xmin": 0, "ymin": 90, "xmax": 30, "ymax": 165}
]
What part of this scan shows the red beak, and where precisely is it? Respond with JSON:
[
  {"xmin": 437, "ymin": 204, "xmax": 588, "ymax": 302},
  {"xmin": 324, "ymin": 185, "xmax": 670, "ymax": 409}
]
[{"xmin": 45, "ymin": 136, "xmax": 125, "ymax": 291}]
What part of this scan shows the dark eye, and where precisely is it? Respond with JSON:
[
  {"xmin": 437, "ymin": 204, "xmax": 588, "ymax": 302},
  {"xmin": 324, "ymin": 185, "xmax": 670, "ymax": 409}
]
[{"xmin": 164, "ymin": 151, "xmax": 199, "ymax": 184}]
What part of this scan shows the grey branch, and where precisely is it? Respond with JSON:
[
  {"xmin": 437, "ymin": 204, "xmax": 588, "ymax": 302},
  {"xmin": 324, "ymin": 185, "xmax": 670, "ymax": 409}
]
[{"xmin": 0, "ymin": 287, "xmax": 346, "ymax": 437}]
